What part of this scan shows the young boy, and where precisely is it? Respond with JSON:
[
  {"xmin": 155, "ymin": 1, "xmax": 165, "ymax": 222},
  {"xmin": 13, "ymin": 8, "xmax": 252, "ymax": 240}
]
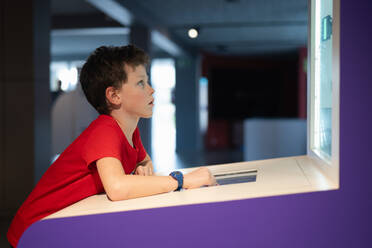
[{"xmin": 7, "ymin": 45, "xmax": 216, "ymax": 247}]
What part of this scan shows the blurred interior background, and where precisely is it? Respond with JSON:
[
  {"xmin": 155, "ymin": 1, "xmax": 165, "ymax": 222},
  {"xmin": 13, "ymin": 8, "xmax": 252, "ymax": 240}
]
[
  {"xmin": 0, "ymin": 0, "xmax": 308, "ymax": 245},
  {"xmin": 50, "ymin": 0, "xmax": 308, "ymax": 172}
]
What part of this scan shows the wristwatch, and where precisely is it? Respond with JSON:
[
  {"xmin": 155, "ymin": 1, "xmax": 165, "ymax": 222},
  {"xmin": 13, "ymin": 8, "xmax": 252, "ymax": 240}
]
[{"xmin": 169, "ymin": 171, "xmax": 183, "ymax": 191}]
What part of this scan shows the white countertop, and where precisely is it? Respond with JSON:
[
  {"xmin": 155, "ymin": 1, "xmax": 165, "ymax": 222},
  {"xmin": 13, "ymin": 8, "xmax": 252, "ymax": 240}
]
[{"xmin": 44, "ymin": 155, "xmax": 338, "ymax": 220}]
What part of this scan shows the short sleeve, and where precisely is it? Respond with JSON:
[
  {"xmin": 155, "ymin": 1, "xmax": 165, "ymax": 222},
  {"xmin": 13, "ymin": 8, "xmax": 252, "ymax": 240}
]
[
  {"xmin": 133, "ymin": 127, "xmax": 147, "ymax": 163},
  {"xmin": 82, "ymin": 124, "xmax": 123, "ymax": 168}
]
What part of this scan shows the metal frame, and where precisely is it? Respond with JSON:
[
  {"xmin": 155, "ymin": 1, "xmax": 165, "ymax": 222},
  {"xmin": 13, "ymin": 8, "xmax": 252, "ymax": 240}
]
[{"xmin": 307, "ymin": 0, "xmax": 340, "ymax": 187}]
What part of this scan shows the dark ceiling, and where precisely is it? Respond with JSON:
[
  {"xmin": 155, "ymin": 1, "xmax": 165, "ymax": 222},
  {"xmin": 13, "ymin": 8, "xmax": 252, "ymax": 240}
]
[{"xmin": 51, "ymin": 0, "xmax": 308, "ymax": 61}]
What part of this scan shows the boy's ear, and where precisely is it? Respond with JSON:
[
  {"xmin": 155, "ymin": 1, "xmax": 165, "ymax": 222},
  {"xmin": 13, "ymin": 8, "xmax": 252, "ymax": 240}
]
[{"xmin": 105, "ymin": 86, "xmax": 121, "ymax": 105}]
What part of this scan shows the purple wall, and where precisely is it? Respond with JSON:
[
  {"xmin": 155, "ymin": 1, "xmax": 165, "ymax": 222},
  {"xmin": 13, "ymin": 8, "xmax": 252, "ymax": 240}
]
[{"xmin": 19, "ymin": 0, "xmax": 372, "ymax": 247}]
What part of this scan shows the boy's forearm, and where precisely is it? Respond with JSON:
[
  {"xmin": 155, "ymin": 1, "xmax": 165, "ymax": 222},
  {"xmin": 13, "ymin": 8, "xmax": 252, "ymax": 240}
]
[{"xmin": 110, "ymin": 174, "xmax": 178, "ymax": 201}]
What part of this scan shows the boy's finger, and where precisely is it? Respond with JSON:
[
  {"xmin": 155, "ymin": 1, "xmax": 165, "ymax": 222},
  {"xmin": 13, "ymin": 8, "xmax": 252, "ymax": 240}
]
[{"xmin": 137, "ymin": 166, "xmax": 145, "ymax": 176}]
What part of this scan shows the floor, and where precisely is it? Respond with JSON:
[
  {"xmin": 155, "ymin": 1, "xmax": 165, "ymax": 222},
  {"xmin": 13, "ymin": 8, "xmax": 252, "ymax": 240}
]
[
  {"xmin": 152, "ymin": 148, "xmax": 243, "ymax": 172},
  {"xmin": 176, "ymin": 149, "xmax": 244, "ymax": 168}
]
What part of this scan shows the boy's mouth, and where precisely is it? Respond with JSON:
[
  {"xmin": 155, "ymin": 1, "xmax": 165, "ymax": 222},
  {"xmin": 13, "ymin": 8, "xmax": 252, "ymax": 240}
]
[{"xmin": 149, "ymin": 99, "xmax": 154, "ymax": 105}]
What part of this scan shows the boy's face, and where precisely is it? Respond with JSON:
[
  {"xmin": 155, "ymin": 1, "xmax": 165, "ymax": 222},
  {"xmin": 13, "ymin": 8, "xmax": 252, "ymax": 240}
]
[{"xmin": 117, "ymin": 64, "xmax": 155, "ymax": 118}]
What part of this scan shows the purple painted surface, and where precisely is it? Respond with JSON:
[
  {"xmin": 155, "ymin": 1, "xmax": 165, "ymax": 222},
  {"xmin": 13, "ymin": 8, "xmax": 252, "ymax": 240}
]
[{"xmin": 19, "ymin": 0, "xmax": 372, "ymax": 247}]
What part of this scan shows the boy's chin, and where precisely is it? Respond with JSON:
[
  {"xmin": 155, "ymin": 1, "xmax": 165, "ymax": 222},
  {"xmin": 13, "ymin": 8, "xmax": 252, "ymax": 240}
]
[{"xmin": 141, "ymin": 113, "xmax": 153, "ymax": 118}]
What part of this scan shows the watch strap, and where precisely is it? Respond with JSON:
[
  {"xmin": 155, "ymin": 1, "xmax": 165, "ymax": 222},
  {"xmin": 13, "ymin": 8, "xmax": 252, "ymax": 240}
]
[{"xmin": 169, "ymin": 171, "xmax": 183, "ymax": 191}]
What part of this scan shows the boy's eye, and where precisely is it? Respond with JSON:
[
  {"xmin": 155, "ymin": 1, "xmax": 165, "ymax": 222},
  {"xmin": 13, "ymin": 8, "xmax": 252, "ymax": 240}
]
[{"xmin": 138, "ymin": 81, "xmax": 145, "ymax": 87}]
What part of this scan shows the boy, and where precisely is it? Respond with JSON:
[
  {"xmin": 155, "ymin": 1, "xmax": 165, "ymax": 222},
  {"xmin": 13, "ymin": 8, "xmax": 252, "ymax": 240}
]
[{"xmin": 7, "ymin": 45, "xmax": 216, "ymax": 247}]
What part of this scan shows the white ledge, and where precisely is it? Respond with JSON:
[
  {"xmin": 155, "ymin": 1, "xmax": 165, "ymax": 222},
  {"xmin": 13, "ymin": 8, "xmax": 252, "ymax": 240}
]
[{"xmin": 44, "ymin": 155, "xmax": 338, "ymax": 220}]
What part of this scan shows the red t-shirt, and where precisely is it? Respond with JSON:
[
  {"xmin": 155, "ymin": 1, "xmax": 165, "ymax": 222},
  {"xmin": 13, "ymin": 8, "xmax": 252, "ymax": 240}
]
[{"xmin": 7, "ymin": 114, "xmax": 147, "ymax": 247}]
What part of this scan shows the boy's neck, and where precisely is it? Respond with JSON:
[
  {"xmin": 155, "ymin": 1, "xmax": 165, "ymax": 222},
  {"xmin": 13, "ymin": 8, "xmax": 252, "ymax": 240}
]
[{"xmin": 110, "ymin": 111, "xmax": 139, "ymax": 144}]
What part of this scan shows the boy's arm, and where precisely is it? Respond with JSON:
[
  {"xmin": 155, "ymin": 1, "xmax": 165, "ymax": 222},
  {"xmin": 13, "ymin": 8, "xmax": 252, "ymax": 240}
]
[
  {"xmin": 97, "ymin": 157, "xmax": 177, "ymax": 201},
  {"xmin": 96, "ymin": 157, "xmax": 217, "ymax": 201}
]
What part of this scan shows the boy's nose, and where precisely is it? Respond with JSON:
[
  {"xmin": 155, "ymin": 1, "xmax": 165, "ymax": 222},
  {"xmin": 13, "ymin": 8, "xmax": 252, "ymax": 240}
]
[{"xmin": 149, "ymin": 86, "xmax": 155, "ymax": 94}]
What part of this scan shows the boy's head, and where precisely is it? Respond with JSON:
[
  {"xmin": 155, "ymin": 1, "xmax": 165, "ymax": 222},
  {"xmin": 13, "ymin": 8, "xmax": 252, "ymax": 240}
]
[{"xmin": 80, "ymin": 44, "xmax": 150, "ymax": 115}]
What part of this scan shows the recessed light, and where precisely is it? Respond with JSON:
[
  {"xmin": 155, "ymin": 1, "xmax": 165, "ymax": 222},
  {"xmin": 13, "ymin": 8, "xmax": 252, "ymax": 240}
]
[{"xmin": 188, "ymin": 28, "xmax": 199, "ymax": 38}]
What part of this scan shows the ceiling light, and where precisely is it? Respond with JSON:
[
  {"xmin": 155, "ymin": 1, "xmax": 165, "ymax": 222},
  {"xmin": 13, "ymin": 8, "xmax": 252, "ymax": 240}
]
[{"xmin": 188, "ymin": 28, "xmax": 199, "ymax": 39}]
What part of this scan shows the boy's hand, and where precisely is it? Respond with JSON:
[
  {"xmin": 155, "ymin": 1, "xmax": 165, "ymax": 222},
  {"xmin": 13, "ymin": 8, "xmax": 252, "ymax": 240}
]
[
  {"xmin": 134, "ymin": 153, "xmax": 154, "ymax": 176},
  {"xmin": 183, "ymin": 167, "xmax": 217, "ymax": 189},
  {"xmin": 135, "ymin": 162, "xmax": 153, "ymax": 176}
]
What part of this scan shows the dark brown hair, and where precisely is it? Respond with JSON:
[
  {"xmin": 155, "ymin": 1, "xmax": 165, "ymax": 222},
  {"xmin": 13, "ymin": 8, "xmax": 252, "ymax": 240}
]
[{"xmin": 80, "ymin": 45, "xmax": 149, "ymax": 115}]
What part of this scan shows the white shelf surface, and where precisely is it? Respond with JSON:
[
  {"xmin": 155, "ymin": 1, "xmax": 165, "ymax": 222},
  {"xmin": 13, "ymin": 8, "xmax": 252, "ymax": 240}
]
[{"xmin": 44, "ymin": 155, "xmax": 338, "ymax": 220}]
